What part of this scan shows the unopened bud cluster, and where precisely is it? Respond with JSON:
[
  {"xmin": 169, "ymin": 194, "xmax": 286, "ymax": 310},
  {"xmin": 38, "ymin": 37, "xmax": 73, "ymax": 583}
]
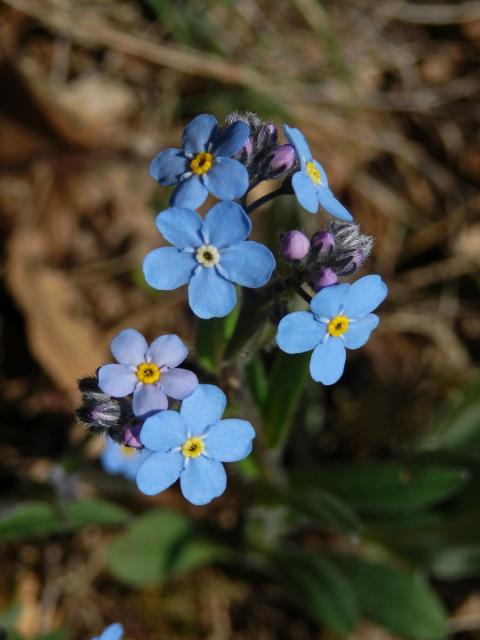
[
  {"xmin": 227, "ymin": 112, "xmax": 296, "ymax": 184},
  {"xmin": 280, "ymin": 222, "xmax": 373, "ymax": 291},
  {"xmin": 75, "ymin": 376, "xmax": 143, "ymax": 448}
]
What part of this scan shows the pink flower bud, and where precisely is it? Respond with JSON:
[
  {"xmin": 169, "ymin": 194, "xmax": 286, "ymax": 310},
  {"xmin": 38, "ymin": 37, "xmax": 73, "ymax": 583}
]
[
  {"xmin": 311, "ymin": 267, "xmax": 338, "ymax": 291},
  {"xmin": 281, "ymin": 230, "xmax": 310, "ymax": 261},
  {"xmin": 311, "ymin": 231, "xmax": 335, "ymax": 256}
]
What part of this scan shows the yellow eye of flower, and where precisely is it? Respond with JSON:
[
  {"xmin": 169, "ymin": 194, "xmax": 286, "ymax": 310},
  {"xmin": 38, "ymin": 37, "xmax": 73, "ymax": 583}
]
[
  {"xmin": 121, "ymin": 445, "xmax": 135, "ymax": 457},
  {"xmin": 305, "ymin": 161, "xmax": 322, "ymax": 185},
  {"xmin": 327, "ymin": 315, "xmax": 349, "ymax": 337},
  {"xmin": 181, "ymin": 436, "xmax": 205, "ymax": 458},
  {"xmin": 190, "ymin": 152, "xmax": 214, "ymax": 175},
  {"xmin": 136, "ymin": 362, "xmax": 161, "ymax": 384},
  {"xmin": 196, "ymin": 244, "xmax": 220, "ymax": 267}
]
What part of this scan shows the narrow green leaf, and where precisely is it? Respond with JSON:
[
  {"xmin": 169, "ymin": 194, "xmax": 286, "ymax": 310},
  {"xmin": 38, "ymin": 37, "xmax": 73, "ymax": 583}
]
[
  {"xmin": 290, "ymin": 488, "xmax": 362, "ymax": 533},
  {"xmin": 196, "ymin": 303, "xmax": 240, "ymax": 372},
  {"xmin": 335, "ymin": 555, "xmax": 448, "ymax": 639},
  {"xmin": 293, "ymin": 462, "xmax": 468, "ymax": 513},
  {"xmin": 245, "ymin": 355, "xmax": 268, "ymax": 409},
  {"xmin": 0, "ymin": 503, "xmax": 60, "ymax": 540},
  {"xmin": 431, "ymin": 545, "xmax": 480, "ymax": 580},
  {"xmin": 263, "ymin": 351, "xmax": 310, "ymax": 449},
  {"xmin": 107, "ymin": 508, "xmax": 224, "ymax": 587},
  {"xmin": 61, "ymin": 500, "xmax": 130, "ymax": 529},
  {"xmin": 272, "ymin": 550, "xmax": 359, "ymax": 633}
]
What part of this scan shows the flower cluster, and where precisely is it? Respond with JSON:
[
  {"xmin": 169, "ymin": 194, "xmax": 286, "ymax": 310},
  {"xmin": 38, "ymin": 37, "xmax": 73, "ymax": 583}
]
[{"xmin": 76, "ymin": 110, "xmax": 388, "ymax": 507}]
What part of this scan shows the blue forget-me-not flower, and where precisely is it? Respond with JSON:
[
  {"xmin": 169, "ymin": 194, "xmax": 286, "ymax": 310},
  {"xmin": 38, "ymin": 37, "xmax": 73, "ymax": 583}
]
[
  {"xmin": 150, "ymin": 114, "xmax": 249, "ymax": 209},
  {"xmin": 143, "ymin": 201, "xmax": 276, "ymax": 319},
  {"xmin": 101, "ymin": 439, "xmax": 147, "ymax": 481},
  {"xmin": 98, "ymin": 329, "xmax": 198, "ymax": 418},
  {"xmin": 91, "ymin": 622, "xmax": 124, "ymax": 640},
  {"xmin": 136, "ymin": 384, "xmax": 255, "ymax": 505},
  {"xmin": 276, "ymin": 275, "xmax": 388, "ymax": 384},
  {"xmin": 284, "ymin": 125, "xmax": 353, "ymax": 221}
]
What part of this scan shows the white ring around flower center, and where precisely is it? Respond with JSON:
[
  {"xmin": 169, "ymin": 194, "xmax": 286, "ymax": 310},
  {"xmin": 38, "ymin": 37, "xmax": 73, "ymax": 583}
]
[{"xmin": 196, "ymin": 244, "xmax": 220, "ymax": 268}]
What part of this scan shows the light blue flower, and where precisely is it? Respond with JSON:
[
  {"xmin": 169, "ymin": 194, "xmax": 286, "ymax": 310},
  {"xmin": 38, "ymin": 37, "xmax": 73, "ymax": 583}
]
[
  {"xmin": 143, "ymin": 201, "xmax": 276, "ymax": 319},
  {"xmin": 276, "ymin": 275, "xmax": 387, "ymax": 385},
  {"xmin": 98, "ymin": 329, "xmax": 198, "ymax": 418},
  {"xmin": 136, "ymin": 384, "xmax": 255, "ymax": 505},
  {"xmin": 91, "ymin": 622, "xmax": 124, "ymax": 640},
  {"xmin": 284, "ymin": 125, "xmax": 353, "ymax": 221},
  {"xmin": 101, "ymin": 440, "xmax": 148, "ymax": 481},
  {"xmin": 150, "ymin": 114, "xmax": 249, "ymax": 209}
]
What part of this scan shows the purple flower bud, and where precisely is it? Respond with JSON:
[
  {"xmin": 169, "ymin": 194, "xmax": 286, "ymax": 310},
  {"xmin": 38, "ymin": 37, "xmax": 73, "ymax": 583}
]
[
  {"xmin": 311, "ymin": 267, "xmax": 339, "ymax": 291},
  {"xmin": 281, "ymin": 230, "xmax": 310, "ymax": 261},
  {"xmin": 123, "ymin": 423, "xmax": 143, "ymax": 449},
  {"xmin": 311, "ymin": 231, "xmax": 335, "ymax": 256},
  {"xmin": 335, "ymin": 250, "xmax": 366, "ymax": 276},
  {"xmin": 268, "ymin": 144, "xmax": 295, "ymax": 176}
]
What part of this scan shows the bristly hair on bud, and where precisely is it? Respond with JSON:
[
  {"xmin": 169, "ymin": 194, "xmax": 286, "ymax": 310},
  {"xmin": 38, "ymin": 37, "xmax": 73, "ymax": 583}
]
[
  {"xmin": 75, "ymin": 376, "xmax": 135, "ymax": 444},
  {"xmin": 307, "ymin": 222, "xmax": 374, "ymax": 282}
]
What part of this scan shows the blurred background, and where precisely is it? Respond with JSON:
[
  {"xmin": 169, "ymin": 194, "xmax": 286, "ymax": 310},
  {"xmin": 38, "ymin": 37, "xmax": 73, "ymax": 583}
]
[{"xmin": 0, "ymin": 0, "xmax": 479, "ymax": 639}]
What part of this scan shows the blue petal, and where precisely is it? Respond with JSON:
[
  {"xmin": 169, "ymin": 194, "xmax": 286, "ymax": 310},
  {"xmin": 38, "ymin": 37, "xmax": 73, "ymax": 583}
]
[
  {"xmin": 317, "ymin": 188, "xmax": 353, "ymax": 222},
  {"xmin": 147, "ymin": 334, "xmax": 188, "ymax": 368},
  {"xmin": 101, "ymin": 441, "xmax": 124, "ymax": 475},
  {"xmin": 180, "ymin": 457, "xmax": 227, "ymax": 505},
  {"xmin": 284, "ymin": 125, "xmax": 312, "ymax": 168},
  {"xmin": 170, "ymin": 176, "xmax": 208, "ymax": 209},
  {"xmin": 203, "ymin": 158, "xmax": 249, "ymax": 201},
  {"xmin": 202, "ymin": 201, "xmax": 251, "ymax": 248},
  {"xmin": 276, "ymin": 311, "xmax": 325, "ymax": 353},
  {"xmin": 180, "ymin": 384, "xmax": 226, "ymax": 434},
  {"xmin": 292, "ymin": 171, "xmax": 319, "ymax": 213},
  {"xmin": 204, "ymin": 419, "xmax": 255, "ymax": 462},
  {"xmin": 182, "ymin": 114, "xmax": 217, "ymax": 154},
  {"xmin": 343, "ymin": 274, "xmax": 388, "ymax": 318},
  {"xmin": 213, "ymin": 121, "xmax": 249, "ymax": 157},
  {"xmin": 136, "ymin": 450, "xmax": 183, "ymax": 496},
  {"xmin": 98, "ymin": 364, "xmax": 136, "ymax": 397},
  {"xmin": 141, "ymin": 410, "xmax": 187, "ymax": 451},
  {"xmin": 310, "ymin": 337, "xmax": 347, "ymax": 385},
  {"xmin": 96, "ymin": 623, "xmax": 124, "ymax": 640},
  {"xmin": 110, "ymin": 328, "xmax": 147, "ymax": 366},
  {"xmin": 156, "ymin": 207, "xmax": 203, "ymax": 249},
  {"xmin": 132, "ymin": 383, "xmax": 168, "ymax": 418},
  {"xmin": 344, "ymin": 313, "xmax": 379, "ymax": 349},
  {"xmin": 123, "ymin": 451, "xmax": 148, "ymax": 481},
  {"xmin": 150, "ymin": 148, "xmax": 188, "ymax": 185},
  {"xmin": 310, "ymin": 283, "xmax": 350, "ymax": 318},
  {"xmin": 143, "ymin": 247, "xmax": 196, "ymax": 291},
  {"xmin": 220, "ymin": 241, "xmax": 275, "ymax": 288},
  {"xmin": 188, "ymin": 267, "xmax": 236, "ymax": 319}
]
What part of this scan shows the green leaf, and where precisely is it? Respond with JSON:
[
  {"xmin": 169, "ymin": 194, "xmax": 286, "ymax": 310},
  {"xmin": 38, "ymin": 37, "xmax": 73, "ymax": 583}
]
[
  {"xmin": 271, "ymin": 550, "xmax": 359, "ymax": 633},
  {"xmin": 61, "ymin": 499, "xmax": 130, "ymax": 529},
  {"xmin": 263, "ymin": 351, "xmax": 310, "ymax": 449},
  {"xmin": 36, "ymin": 630, "xmax": 71, "ymax": 640},
  {"xmin": 420, "ymin": 379, "xmax": 480, "ymax": 457},
  {"xmin": 293, "ymin": 462, "xmax": 468, "ymax": 513},
  {"xmin": 107, "ymin": 508, "xmax": 225, "ymax": 587},
  {"xmin": 290, "ymin": 488, "xmax": 362, "ymax": 533},
  {"xmin": 335, "ymin": 555, "xmax": 448, "ymax": 639},
  {"xmin": 196, "ymin": 302, "xmax": 240, "ymax": 373},
  {"xmin": 0, "ymin": 503, "xmax": 60, "ymax": 540},
  {"xmin": 430, "ymin": 545, "xmax": 480, "ymax": 580},
  {"xmin": 245, "ymin": 355, "xmax": 268, "ymax": 409}
]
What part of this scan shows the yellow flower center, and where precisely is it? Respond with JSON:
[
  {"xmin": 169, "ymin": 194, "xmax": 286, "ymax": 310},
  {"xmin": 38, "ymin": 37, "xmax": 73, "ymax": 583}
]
[
  {"xmin": 181, "ymin": 436, "xmax": 205, "ymax": 458},
  {"xmin": 196, "ymin": 244, "xmax": 220, "ymax": 267},
  {"xmin": 136, "ymin": 362, "xmax": 161, "ymax": 384},
  {"xmin": 190, "ymin": 152, "xmax": 214, "ymax": 175},
  {"xmin": 306, "ymin": 161, "xmax": 322, "ymax": 185},
  {"xmin": 121, "ymin": 445, "xmax": 135, "ymax": 457},
  {"xmin": 327, "ymin": 315, "xmax": 349, "ymax": 337}
]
